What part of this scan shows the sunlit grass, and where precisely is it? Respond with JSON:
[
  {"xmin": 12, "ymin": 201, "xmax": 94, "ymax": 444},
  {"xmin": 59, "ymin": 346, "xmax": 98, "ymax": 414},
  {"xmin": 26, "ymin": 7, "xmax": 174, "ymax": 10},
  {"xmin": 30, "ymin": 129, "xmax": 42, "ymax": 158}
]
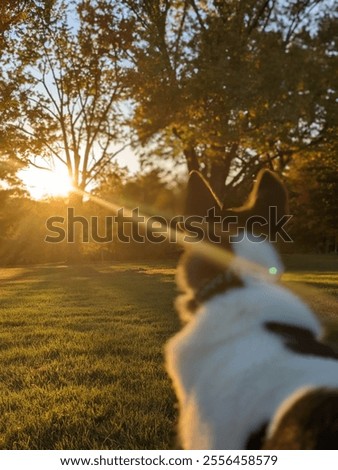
[
  {"xmin": 0, "ymin": 257, "xmax": 336, "ymax": 449},
  {"xmin": 282, "ymin": 254, "xmax": 338, "ymax": 346},
  {"xmin": 0, "ymin": 262, "xmax": 179, "ymax": 449}
]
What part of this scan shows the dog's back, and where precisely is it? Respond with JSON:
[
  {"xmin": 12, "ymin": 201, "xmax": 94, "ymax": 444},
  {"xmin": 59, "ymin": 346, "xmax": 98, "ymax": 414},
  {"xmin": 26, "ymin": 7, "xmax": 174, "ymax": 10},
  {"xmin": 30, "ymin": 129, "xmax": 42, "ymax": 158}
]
[{"xmin": 165, "ymin": 170, "xmax": 338, "ymax": 449}]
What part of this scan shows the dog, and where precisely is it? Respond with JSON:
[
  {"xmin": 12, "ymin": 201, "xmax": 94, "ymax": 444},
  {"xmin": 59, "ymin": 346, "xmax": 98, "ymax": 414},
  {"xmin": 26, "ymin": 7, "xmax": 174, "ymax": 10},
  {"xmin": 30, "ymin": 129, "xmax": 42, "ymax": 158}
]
[{"xmin": 165, "ymin": 169, "xmax": 338, "ymax": 449}]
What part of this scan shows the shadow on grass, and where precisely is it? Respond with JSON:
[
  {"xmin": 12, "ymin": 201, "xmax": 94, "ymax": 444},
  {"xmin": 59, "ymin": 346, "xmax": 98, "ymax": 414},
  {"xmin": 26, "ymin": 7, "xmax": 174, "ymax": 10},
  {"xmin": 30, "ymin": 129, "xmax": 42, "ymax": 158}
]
[
  {"xmin": 0, "ymin": 262, "xmax": 180, "ymax": 450},
  {"xmin": 0, "ymin": 256, "xmax": 336, "ymax": 449}
]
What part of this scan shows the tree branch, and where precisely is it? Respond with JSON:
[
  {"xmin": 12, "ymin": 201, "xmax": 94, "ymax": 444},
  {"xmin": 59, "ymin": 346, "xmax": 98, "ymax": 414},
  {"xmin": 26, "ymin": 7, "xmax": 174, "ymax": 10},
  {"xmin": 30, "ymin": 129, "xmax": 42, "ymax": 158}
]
[
  {"xmin": 247, "ymin": 0, "xmax": 271, "ymax": 34},
  {"xmin": 173, "ymin": 0, "xmax": 189, "ymax": 70},
  {"xmin": 189, "ymin": 0, "xmax": 207, "ymax": 33},
  {"xmin": 86, "ymin": 141, "xmax": 132, "ymax": 186}
]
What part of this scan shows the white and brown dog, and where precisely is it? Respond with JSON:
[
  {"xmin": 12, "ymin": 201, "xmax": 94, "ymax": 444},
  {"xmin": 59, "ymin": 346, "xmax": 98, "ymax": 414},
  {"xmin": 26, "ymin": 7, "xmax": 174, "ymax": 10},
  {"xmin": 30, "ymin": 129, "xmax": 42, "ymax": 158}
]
[{"xmin": 165, "ymin": 169, "xmax": 338, "ymax": 450}]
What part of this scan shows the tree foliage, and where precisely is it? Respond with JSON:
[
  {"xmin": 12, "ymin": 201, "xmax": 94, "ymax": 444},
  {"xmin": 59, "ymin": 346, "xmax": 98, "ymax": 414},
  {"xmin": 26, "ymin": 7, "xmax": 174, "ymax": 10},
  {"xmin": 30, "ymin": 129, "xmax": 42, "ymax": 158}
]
[
  {"xmin": 122, "ymin": 0, "xmax": 338, "ymax": 200},
  {"xmin": 0, "ymin": 1, "xmax": 57, "ymax": 189},
  {"xmin": 1, "ymin": 0, "xmax": 135, "ymax": 200},
  {"xmin": 287, "ymin": 149, "xmax": 338, "ymax": 250}
]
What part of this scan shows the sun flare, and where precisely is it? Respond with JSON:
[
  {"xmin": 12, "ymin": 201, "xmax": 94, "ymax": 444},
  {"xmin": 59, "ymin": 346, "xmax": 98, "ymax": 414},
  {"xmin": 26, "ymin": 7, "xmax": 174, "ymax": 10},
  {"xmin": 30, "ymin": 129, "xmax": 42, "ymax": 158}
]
[{"xmin": 19, "ymin": 165, "xmax": 73, "ymax": 200}]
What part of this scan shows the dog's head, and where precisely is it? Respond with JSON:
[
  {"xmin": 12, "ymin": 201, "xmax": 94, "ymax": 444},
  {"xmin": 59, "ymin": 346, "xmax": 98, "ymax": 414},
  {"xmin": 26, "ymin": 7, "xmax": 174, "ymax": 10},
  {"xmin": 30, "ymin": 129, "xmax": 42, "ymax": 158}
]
[{"xmin": 176, "ymin": 169, "xmax": 289, "ymax": 321}]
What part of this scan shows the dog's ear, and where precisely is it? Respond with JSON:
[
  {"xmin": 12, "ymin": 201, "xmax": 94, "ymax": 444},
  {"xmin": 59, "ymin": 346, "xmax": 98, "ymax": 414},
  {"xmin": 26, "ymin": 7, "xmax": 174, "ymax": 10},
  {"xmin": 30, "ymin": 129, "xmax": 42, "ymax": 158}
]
[
  {"xmin": 178, "ymin": 171, "xmax": 225, "ymax": 313},
  {"xmin": 222, "ymin": 169, "xmax": 288, "ymax": 223},
  {"xmin": 249, "ymin": 169, "xmax": 288, "ymax": 218},
  {"xmin": 185, "ymin": 171, "xmax": 222, "ymax": 217}
]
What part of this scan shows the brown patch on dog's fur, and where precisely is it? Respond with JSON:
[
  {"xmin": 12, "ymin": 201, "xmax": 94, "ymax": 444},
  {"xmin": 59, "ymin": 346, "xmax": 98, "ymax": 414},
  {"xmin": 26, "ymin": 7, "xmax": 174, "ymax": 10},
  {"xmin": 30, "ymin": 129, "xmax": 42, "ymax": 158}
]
[{"xmin": 264, "ymin": 389, "xmax": 338, "ymax": 449}]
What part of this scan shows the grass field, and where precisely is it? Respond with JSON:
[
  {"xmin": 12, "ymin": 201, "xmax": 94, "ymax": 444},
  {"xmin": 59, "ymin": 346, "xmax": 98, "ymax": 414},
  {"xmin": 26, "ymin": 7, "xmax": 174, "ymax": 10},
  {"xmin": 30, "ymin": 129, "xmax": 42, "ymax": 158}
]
[{"xmin": 0, "ymin": 256, "xmax": 337, "ymax": 449}]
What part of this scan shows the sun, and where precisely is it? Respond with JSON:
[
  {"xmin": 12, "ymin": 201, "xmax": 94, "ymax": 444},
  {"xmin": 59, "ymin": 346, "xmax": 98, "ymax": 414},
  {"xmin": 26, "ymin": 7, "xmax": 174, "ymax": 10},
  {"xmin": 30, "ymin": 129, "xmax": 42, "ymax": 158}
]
[{"xmin": 19, "ymin": 165, "xmax": 73, "ymax": 200}]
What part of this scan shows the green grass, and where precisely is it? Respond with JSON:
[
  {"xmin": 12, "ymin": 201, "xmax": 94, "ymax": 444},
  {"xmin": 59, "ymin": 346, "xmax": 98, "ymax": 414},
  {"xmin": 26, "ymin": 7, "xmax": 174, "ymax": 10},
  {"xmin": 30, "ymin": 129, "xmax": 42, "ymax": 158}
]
[
  {"xmin": 0, "ymin": 256, "xmax": 337, "ymax": 449},
  {"xmin": 282, "ymin": 254, "xmax": 338, "ymax": 346},
  {"xmin": 0, "ymin": 262, "xmax": 179, "ymax": 450}
]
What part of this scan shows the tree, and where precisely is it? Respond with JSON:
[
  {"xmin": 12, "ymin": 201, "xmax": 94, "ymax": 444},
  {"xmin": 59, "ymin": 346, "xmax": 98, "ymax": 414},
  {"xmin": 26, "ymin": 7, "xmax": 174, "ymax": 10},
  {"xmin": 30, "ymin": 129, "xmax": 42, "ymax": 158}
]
[
  {"xmin": 121, "ymin": 0, "xmax": 337, "ymax": 201},
  {"xmin": 287, "ymin": 149, "xmax": 338, "ymax": 251},
  {"xmin": 0, "ymin": 1, "xmax": 57, "ymax": 186},
  {"xmin": 91, "ymin": 165, "xmax": 184, "ymax": 261},
  {"xmin": 0, "ymin": 1, "xmax": 46, "ymax": 44},
  {"xmin": 0, "ymin": 1, "xmax": 52, "ymax": 247},
  {"xmin": 1, "ymin": 0, "xmax": 135, "ymax": 203},
  {"xmin": 93, "ymin": 163, "xmax": 184, "ymax": 214}
]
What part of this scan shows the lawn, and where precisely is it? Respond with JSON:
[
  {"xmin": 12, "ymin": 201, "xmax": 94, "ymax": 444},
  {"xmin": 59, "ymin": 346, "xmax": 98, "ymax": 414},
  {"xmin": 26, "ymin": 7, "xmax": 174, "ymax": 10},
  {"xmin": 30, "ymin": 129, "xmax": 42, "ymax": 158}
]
[
  {"xmin": 0, "ymin": 256, "xmax": 337, "ymax": 449},
  {"xmin": 0, "ymin": 262, "xmax": 178, "ymax": 449},
  {"xmin": 282, "ymin": 254, "xmax": 338, "ymax": 345}
]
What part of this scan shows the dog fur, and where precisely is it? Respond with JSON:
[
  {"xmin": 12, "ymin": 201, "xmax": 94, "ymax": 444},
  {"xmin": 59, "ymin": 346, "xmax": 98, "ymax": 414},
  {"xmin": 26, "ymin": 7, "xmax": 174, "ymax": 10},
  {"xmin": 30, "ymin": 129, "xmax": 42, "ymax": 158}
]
[{"xmin": 165, "ymin": 169, "xmax": 338, "ymax": 450}]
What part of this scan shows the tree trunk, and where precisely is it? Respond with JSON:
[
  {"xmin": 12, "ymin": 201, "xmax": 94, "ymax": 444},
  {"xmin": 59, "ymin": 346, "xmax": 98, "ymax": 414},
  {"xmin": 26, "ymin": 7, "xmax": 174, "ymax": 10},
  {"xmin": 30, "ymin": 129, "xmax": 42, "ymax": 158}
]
[
  {"xmin": 183, "ymin": 145, "xmax": 200, "ymax": 173},
  {"xmin": 209, "ymin": 160, "xmax": 229, "ymax": 201},
  {"xmin": 208, "ymin": 143, "xmax": 238, "ymax": 201}
]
